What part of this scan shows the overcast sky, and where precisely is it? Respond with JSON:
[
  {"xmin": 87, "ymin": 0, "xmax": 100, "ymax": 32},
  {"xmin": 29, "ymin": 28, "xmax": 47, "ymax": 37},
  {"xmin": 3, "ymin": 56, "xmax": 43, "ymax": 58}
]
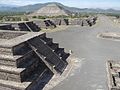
[{"xmin": 0, "ymin": 0, "xmax": 120, "ymax": 9}]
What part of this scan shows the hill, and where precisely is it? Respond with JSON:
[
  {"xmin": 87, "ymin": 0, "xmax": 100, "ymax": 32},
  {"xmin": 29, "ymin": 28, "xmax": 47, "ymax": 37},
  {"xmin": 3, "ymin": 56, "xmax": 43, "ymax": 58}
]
[
  {"xmin": 0, "ymin": 2, "xmax": 120, "ymax": 14},
  {"xmin": 30, "ymin": 3, "xmax": 71, "ymax": 16}
]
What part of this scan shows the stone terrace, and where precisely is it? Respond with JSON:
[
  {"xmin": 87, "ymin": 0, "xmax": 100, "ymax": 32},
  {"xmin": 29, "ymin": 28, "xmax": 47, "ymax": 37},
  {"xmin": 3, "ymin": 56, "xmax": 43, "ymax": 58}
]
[
  {"xmin": 107, "ymin": 61, "xmax": 120, "ymax": 90},
  {"xmin": 0, "ymin": 30, "xmax": 69, "ymax": 90},
  {"xmin": 3, "ymin": 21, "xmax": 40, "ymax": 32}
]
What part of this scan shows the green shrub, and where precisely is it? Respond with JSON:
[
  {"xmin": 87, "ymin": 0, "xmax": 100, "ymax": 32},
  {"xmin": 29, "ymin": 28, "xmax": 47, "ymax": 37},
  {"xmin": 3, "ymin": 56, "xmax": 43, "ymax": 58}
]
[
  {"xmin": 38, "ymin": 16, "xmax": 46, "ymax": 19},
  {"xmin": 23, "ymin": 17, "xmax": 29, "ymax": 21},
  {"xmin": 32, "ymin": 16, "xmax": 37, "ymax": 18}
]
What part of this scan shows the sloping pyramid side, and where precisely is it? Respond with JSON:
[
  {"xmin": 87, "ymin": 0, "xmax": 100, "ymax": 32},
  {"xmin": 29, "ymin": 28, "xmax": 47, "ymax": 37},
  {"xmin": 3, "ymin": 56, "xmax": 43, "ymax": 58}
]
[{"xmin": 31, "ymin": 4, "xmax": 71, "ymax": 16}]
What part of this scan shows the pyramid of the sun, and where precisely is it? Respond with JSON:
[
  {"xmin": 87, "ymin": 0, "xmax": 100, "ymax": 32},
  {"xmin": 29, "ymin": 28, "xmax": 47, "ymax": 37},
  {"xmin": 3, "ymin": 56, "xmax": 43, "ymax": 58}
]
[{"xmin": 31, "ymin": 4, "xmax": 71, "ymax": 16}]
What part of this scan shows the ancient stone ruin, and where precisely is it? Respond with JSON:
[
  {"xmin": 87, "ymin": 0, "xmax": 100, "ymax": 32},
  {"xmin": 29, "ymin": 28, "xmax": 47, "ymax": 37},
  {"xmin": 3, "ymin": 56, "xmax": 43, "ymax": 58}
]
[
  {"xmin": 0, "ymin": 30, "xmax": 69, "ymax": 90},
  {"xmin": 0, "ymin": 24, "xmax": 14, "ymax": 30},
  {"xmin": 106, "ymin": 61, "xmax": 120, "ymax": 90},
  {"xmin": 69, "ymin": 19, "xmax": 82, "ymax": 25},
  {"xmin": 0, "ymin": 16, "xmax": 97, "ymax": 32},
  {"xmin": 69, "ymin": 17, "xmax": 97, "ymax": 26},
  {"xmin": 1, "ymin": 21, "xmax": 40, "ymax": 32},
  {"xmin": 34, "ymin": 20, "xmax": 56, "ymax": 29},
  {"xmin": 30, "ymin": 4, "xmax": 71, "ymax": 17}
]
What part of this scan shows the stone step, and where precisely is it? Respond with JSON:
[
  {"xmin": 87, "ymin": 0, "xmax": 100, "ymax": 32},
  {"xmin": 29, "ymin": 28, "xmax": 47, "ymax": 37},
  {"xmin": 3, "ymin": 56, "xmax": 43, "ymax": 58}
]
[
  {"xmin": 26, "ymin": 22, "xmax": 40, "ymax": 32},
  {"xmin": 82, "ymin": 20, "xmax": 90, "ymax": 26},
  {"xmin": 0, "ymin": 54, "xmax": 21, "ymax": 67},
  {"xmin": 41, "ymin": 37, "xmax": 53, "ymax": 45},
  {"xmin": 54, "ymin": 48, "xmax": 64, "ymax": 56},
  {"xmin": 34, "ymin": 20, "xmax": 48, "ymax": 29},
  {"xmin": 0, "ymin": 58, "xmax": 41, "ymax": 82},
  {"xmin": 18, "ymin": 23, "xmax": 29, "ymax": 29},
  {"xmin": 55, "ymin": 60, "xmax": 67, "ymax": 73},
  {"xmin": 48, "ymin": 43, "xmax": 59, "ymax": 51},
  {"xmin": 0, "ymin": 24, "xmax": 14, "ymax": 30},
  {"xmin": 0, "ymin": 68, "xmax": 50, "ymax": 90},
  {"xmin": 0, "ymin": 65, "xmax": 25, "ymax": 82},
  {"xmin": 0, "ymin": 42, "xmax": 32, "ymax": 56},
  {"xmin": 0, "ymin": 50, "xmax": 37, "ymax": 68},
  {"xmin": 27, "ymin": 37, "xmax": 67, "ymax": 73},
  {"xmin": 0, "ymin": 47, "xmax": 12, "ymax": 55},
  {"xmin": 61, "ymin": 53, "xmax": 70, "ymax": 61}
]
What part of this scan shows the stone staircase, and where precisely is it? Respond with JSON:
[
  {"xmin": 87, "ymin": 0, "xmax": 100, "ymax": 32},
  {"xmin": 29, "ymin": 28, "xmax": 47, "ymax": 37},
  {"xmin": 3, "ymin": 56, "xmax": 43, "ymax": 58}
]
[
  {"xmin": 44, "ymin": 20, "xmax": 56, "ymax": 29},
  {"xmin": 12, "ymin": 23, "xmax": 30, "ymax": 31},
  {"xmin": 3, "ymin": 22, "xmax": 41, "ymax": 32},
  {"xmin": 25, "ymin": 22, "xmax": 40, "ymax": 32},
  {"xmin": 0, "ymin": 24, "xmax": 14, "ymax": 30},
  {"xmin": 27, "ymin": 35, "xmax": 69, "ymax": 73},
  {"xmin": 0, "ymin": 31, "xmax": 69, "ymax": 90},
  {"xmin": 34, "ymin": 20, "xmax": 56, "ymax": 29}
]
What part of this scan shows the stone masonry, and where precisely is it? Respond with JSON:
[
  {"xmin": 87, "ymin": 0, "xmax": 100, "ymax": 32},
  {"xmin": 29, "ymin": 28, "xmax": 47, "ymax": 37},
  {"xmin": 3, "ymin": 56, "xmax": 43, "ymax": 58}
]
[
  {"xmin": 106, "ymin": 61, "xmax": 120, "ymax": 90},
  {"xmin": 0, "ymin": 30, "xmax": 69, "ymax": 90},
  {"xmin": 2, "ymin": 21, "xmax": 40, "ymax": 32},
  {"xmin": 0, "ymin": 24, "xmax": 14, "ymax": 30}
]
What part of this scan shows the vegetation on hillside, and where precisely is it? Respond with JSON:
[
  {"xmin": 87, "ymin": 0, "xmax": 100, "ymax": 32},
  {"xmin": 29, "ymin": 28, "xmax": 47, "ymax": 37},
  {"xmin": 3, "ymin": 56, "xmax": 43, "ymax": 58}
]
[
  {"xmin": 0, "ymin": 12, "xmax": 29, "ymax": 21},
  {"xmin": 104, "ymin": 13, "xmax": 120, "ymax": 19},
  {"xmin": 31, "ymin": 13, "xmax": 97, "ymax": 19},
  {"xmin": 0, "ymin": 12, "xmax": 24, "ymax": 19}
]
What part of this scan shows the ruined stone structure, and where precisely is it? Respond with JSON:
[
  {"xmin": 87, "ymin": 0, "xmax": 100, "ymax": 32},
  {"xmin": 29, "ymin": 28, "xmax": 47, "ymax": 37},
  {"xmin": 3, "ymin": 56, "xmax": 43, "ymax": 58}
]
[
  {"xmin": 2, "ymin": 21, "xmax": 40, "ymax": 32},
  {"xmin": 50, "ymin": 18, "xmax": 61, "ymax": 25},
  {"xmin": 0, "ymin": 16, "xmax": 97, "ymax": 32},
  {"xmin": 82, "ymin": 19, "xmax": 90, "ymax": 26},
  {"xmin": 0, "ymin": 24, "xmax": 14, "ymax": 30},
  {"xmin": 11, "ymin": 21, "xmax": 40, "ymax": 32},
  {"xmin": 69, "ymin": 17, "xmax": 97, "ymax": 26},
  {"xmin": 34, "ymin": 20, "xmax": 56, "ymax": 29},
  {"xmin": 59, "ymin": 19, "xmax": 69, "ymax": 25},
  {"xmin": 48, "ymin": 17, "xmax": 97, "ymax": 27},
  {"xmin": 0, "ymin": 30, "xmax": 69, "ymax": 90},
  {"xmin": 69, "ymin": 19, "xmax": 82, "ymax": 25},
  {"xmin": 87, "ymin": 17, "xmax": 97, "ymax": 26},
  {"xmin": 50, "ymin": 18, "xmax": 69, "ymax": 25},
  {"xmin": 30, "ymin": 4, "xmax": 71, "ymax": 16},
  {"xmin": 106, "ymin": 61, "xmax": 120, "ymax": 90}
]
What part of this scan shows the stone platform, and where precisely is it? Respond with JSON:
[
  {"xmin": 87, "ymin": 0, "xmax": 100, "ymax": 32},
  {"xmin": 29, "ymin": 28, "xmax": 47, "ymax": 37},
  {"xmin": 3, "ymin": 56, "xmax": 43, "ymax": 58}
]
[
  {"xmin": 1, "ymin": 21, "xmax": 40, "ymax": 32},
  {"xmin": 0, "ymin": 24, "xmax": 14, "ymax": 30},
  {"xmin": 0, "ymin": 30, "xmax": 69, "ymax": 90},
  {"xmin": 106, "ymin": 61, "xmax": 120, "ymax": 90}
]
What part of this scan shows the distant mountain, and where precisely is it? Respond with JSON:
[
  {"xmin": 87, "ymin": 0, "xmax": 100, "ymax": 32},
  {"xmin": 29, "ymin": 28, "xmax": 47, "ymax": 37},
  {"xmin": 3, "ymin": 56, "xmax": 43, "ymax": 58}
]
[
  {"xmin": 31, "ymin": 3, "xmax": 71, "ymax": 16},
  {"xmin": 0, "ymin": 2, "xmax": 120, "ymax": 14},
  {"xmin": 0, "ymin": 4, "xmax": 18, "ymax": 7},
  {"xmin": 0, "ymin": 4, "xmax": 19, "ymax": 12}
]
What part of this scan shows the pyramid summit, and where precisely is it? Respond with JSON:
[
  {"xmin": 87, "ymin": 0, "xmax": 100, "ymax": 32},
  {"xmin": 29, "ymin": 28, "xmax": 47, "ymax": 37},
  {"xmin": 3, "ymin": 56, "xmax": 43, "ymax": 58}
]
[{"xmin": 30, "ymin": 3, "xmax": 71, "ymax": 16}]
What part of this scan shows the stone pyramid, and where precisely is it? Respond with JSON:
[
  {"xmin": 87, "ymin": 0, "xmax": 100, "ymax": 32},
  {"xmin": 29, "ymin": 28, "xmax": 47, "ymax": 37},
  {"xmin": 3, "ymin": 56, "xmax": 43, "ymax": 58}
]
[{"xmin": 31, "ymin": 4, "xmax": 71, "ymax": 16}]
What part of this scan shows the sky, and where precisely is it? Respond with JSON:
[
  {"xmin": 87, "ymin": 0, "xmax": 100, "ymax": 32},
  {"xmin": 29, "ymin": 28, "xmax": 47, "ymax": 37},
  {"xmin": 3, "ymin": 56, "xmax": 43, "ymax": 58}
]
[{"xmin": 0, "ymin": 0, "xmax": 120, "ymax": 9}]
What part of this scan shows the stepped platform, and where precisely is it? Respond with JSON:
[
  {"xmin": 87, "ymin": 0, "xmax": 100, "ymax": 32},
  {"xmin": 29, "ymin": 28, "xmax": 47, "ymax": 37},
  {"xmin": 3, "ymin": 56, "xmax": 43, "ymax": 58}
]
[
  {"xmin": 106, "ymin": 61, "xmax": 120, "ymax": 90},
  {"xmin": 0, "ymin": 30, "xmax": 70, "ymax": 90},
  {"xmin": 2, "ymin": 21, "xmax": 40, "ymax": 32},
  {"xmin": 0, "ymin": 24, "xmax": 14, "ymax": 30},
  {"xmin": 34, "ymin": 20, "xmax": 56, "ymax": 29}
]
